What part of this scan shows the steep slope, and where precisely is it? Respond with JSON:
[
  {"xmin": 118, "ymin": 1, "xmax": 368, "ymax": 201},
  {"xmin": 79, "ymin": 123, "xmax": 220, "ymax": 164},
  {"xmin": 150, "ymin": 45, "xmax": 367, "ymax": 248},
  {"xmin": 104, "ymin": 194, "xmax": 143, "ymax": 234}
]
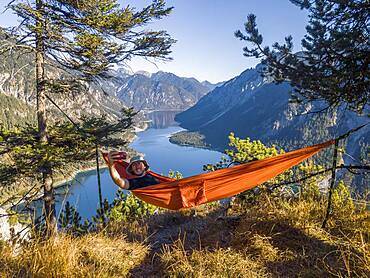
[
  {"xmin": 0, "ymin": 93, "xmax": 36, "ymax": 128},
  {"xmin": 175, "ymin": 64, "xmax": 369, "ymax": 160},
  {"xmin": 0, "ymin": 38, "xmax": 127, "ymax": 124}
]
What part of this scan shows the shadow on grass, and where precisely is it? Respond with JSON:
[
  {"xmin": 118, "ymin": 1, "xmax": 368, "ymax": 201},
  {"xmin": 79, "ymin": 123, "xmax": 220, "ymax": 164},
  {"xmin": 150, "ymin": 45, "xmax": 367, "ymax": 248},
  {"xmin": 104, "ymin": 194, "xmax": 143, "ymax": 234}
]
[
  {"xmin": 230, "ymin": 218, "xmax": 369, "ymax": 277},
  {"xmin": 127, "ymin": 209, "xmax": 230, "ymax": 277},
  {"xmin": 123, "ymin": 208, "xmax": 368, "ymax": 277}
]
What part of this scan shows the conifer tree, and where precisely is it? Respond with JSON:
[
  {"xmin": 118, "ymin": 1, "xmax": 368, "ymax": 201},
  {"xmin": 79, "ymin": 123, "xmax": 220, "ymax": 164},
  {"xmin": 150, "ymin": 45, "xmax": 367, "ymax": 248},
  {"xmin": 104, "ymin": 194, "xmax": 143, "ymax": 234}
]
[
  {"xmin": 0, "ymin": 0, "xmax": 175, "ymax": 233},
  {"xmin": 235, "ymin": 0, "xmax": 369, "ymax": 113}
]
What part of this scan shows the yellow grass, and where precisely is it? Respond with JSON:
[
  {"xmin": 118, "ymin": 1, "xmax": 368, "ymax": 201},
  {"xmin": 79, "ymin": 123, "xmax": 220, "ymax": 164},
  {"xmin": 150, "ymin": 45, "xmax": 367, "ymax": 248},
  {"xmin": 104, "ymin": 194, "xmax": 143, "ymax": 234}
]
[
  {"xmin": 0, "ymin": 192, "xmax": 368, "ymax": 277},
  {"xmin": 158, "ymin": 194, "xmax": 369, "ymax": 277},
  {"xmin": 0, "ymin": 233, "xmax": 148, "ymax": 278},
  {"xmin": 161, "ymin": 238, "xmax": 269, "ymax": 277}
]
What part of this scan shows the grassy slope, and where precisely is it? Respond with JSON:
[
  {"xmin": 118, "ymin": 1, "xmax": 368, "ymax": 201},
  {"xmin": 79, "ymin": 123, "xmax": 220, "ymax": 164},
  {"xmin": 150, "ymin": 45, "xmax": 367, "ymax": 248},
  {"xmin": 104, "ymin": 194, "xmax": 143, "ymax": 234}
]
[{"xmin": 1, "ymin": 194, "xmax": 368, "ymax": 277}]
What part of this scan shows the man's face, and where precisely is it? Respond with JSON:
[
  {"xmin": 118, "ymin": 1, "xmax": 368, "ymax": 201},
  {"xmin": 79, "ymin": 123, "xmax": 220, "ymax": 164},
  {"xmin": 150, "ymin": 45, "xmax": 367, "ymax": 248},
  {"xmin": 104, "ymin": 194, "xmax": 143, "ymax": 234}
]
[{"xmin": 131, "ymin": 161, "xmax": 146, "ymax": 176}]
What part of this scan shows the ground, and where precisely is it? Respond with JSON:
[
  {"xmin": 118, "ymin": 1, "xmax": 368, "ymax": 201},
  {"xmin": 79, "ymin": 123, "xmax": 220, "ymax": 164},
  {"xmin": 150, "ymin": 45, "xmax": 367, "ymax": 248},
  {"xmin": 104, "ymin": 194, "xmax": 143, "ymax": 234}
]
[{"xmin": 1, "ymin": 194, "xmax": 369, "ymax": 277}]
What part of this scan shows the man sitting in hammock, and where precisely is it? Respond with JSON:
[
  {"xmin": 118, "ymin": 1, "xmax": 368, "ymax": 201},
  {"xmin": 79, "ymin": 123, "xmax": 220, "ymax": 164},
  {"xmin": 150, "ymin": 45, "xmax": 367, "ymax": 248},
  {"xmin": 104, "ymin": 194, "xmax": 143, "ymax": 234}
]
[{"xmin": 107, "ymin": 151, "xmax": 160, "ymax": 190}]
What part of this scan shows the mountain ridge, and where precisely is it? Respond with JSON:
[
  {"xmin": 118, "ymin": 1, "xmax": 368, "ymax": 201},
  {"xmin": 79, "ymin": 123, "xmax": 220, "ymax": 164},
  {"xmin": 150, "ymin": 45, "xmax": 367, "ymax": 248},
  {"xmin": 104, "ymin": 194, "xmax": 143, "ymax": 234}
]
[
  {"xmin": 114, "ymin": 70, "xmax": 216, "ymax": 112},
  {"xmin": 175, "ymin": 64, "xmax": 369, "ymax": 163}
]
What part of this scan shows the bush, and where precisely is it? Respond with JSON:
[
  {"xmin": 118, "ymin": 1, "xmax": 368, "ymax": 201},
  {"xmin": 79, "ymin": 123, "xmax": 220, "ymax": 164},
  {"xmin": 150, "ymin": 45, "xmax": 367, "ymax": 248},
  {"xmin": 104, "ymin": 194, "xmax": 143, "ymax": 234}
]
[
  {"xmin": 108, "ymin": 190, "xmax": 158, "ymax": 222},
  {"xmin": 332, "ymin": 180, "xmax": 355, "ymax": 218}
]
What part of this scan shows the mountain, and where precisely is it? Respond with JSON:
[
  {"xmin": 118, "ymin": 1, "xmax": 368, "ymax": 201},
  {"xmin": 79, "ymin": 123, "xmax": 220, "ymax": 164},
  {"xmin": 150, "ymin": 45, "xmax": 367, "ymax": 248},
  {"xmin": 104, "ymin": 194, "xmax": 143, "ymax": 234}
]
[
  {"xmin": 175, "ymin": 64, "xmax": 369, "ymax": 162},
  {"xmin": 115, "ymin": 71, "xmax": 214, "ymax": 111},
  {"xmin": 0, "ymin": 38, "xmax": 130, "ymax": 127},
  {"xmin": 0, "ymin": 32, "xmax": 218, "ymax": 129},
  {"xmin": 201, "ymin": 80, "xmax": 225, "ymax": 91}
]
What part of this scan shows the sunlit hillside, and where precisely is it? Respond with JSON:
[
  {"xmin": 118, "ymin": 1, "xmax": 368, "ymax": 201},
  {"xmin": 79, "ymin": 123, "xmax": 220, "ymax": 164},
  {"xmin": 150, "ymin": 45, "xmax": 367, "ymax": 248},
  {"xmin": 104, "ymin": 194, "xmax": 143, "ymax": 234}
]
[{"xmin": 1, "ymin": 190, "xmax": 369, "ymax": 277}]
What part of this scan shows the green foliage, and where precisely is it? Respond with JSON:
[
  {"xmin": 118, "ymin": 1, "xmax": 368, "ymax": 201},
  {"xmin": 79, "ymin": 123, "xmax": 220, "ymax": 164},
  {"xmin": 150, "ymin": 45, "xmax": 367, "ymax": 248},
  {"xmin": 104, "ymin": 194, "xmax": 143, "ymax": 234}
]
[
  {"xmin": 235, "ymin": 0, "xmax": 369, "ymax": 112},
  {"xmin": 204, "ymin": 132, "xmax": 293, "ymax": 187},
  {"xmin": 169, "ymin": 131, "xmax": 210, "ymax": 148},
  {"xmin": 92, "ymin": 199, "xmax": 110, "ymax": 226},
  {"xmin": 0, "ymin": 122, "xmax": 94, "ymax": 184},
  {"xmin": 58, "ymin": 201, "xmax": 91, "ymax": 235},
  {"xmin": 332, "ymin": 180, "xmax": 355, "ymax": 217},
  {"xmin": 7, "ymin": 0, "xmax": 175, "ymax": 80},
  {"xmin": 204, "ymin": 132, "xmax": 284, "ymax": 173},
  {"xmin": 1, "ymin": 0, "xmax": 175, "ymax": 230},
  {"xmin": 6, "ymin": 209, "xmax": 19, "ymax": 227},
  {"xmin": 0, "ymin": 109, "xmax": 134, "ymax": 186},
  {"xmin": 81, "ymin": 107, "xmax": 136, "ymax": 147},
  {"xmin": 226, "ymin": 132, "xmax": 283, "ymax": 162},
  {"xmin": 204, "ymin": 132, "xmax": 327, "ymax": 200},
  {"xmin": 107, "ymin": 190, "xmax": 158, "ymax": 222},
  {"xmin": 59, "ymin": 190, "xmax": 159, "ymax": 232},
  {"xmin": 296, "ymin": 160, "xmax": 324, "ymax": 200},
  {"xmin": 168, "ymin": 169, "xmax": 183, "ymax": 180}
]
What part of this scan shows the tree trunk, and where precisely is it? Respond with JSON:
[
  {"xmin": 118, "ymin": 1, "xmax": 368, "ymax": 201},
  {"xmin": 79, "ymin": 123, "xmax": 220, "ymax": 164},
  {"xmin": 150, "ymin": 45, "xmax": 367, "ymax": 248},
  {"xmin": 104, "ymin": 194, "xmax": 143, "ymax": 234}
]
[
  {"xmin": 322, "ymin": 139, "xmax": 339, "ymax": 229},
  {"xmin": 95, "ymin": 143, "xmax": 104, "ymax": 219},
  {"xmin": 36, "ymin": 0, "xmax": 56, "ymax": 233}
]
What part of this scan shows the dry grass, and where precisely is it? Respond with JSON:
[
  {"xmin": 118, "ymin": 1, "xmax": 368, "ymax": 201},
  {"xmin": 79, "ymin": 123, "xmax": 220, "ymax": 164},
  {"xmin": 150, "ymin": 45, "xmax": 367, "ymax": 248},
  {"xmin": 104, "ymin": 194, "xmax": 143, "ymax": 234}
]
[
  {"xmin": 156, "ymin": 194, "xmax": 369, "ymax": 277},
  {"xmin": 1, "ymin": 193, "xmax": 368, "ymax": 277},
  {"xmin": 0, "ymin": 232, "xmax": 148, "ymax": 278},
  {"xmin": 228, "ymin": 194, "xmax": 370, "ymax": 277},
  {"xmin": 161, "ymin": 238, "xmax": 269, "ymax": 278}
]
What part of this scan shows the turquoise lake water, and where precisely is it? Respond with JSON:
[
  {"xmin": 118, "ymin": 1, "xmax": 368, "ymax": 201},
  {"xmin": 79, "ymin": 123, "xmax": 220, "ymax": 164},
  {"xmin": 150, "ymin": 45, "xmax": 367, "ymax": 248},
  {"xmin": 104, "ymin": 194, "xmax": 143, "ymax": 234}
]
[{"xmin": 28, "ymin": 116, "xmax": 224, "ymax": 221}]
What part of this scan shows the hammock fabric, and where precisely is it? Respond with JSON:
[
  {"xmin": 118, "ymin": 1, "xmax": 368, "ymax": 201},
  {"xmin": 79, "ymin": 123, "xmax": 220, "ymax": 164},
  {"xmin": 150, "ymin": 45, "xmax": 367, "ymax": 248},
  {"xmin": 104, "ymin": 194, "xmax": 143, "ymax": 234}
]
[{"xmin": 102, "ymin": 140, "xmax": 334, "ymax": 210}]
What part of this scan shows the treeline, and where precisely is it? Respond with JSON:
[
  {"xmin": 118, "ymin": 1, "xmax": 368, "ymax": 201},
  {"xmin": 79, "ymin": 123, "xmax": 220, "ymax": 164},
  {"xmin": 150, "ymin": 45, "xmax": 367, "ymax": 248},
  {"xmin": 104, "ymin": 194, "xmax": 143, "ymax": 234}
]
[
  {"xmin": 169, "ymin": 131, "xmax": 210, "ymax": 148},
  {"xmin": 0, "ymin": 93, "xmax": 36, "ymax": 129}
]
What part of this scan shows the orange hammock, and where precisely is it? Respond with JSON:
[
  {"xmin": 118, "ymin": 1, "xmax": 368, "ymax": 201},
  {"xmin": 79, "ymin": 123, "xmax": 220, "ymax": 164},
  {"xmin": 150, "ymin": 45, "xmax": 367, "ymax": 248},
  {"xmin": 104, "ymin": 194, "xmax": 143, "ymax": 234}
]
[{"xmin": 102, "ymin": 140, "xmax": 334, "ymax": 210}]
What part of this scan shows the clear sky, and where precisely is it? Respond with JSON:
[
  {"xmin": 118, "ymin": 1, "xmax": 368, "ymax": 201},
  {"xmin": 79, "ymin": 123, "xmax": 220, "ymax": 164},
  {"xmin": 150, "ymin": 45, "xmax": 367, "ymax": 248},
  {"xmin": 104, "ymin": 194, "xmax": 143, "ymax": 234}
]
[{"xmin": 0, "ymin": 0, "xmax": 309, "ymax": 83}]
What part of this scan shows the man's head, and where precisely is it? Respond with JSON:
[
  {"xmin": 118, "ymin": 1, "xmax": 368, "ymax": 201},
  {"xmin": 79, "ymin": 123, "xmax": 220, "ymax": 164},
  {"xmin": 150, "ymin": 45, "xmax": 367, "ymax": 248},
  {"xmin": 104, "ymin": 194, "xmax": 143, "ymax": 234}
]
[{"xmin": 126, "ymin": 156, "xmax": 149, "ymax": 176}]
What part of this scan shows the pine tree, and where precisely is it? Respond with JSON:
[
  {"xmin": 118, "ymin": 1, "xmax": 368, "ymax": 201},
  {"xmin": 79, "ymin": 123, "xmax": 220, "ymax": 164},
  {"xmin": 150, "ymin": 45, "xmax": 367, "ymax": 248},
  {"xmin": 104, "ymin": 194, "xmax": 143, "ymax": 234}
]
[
  {"xmin": 0, "ymin": 0, "xmax": 175, "ymax": 233},
  {"xmin": 235, "ymin": 0, "xmax": 369, "ymax": 113}
]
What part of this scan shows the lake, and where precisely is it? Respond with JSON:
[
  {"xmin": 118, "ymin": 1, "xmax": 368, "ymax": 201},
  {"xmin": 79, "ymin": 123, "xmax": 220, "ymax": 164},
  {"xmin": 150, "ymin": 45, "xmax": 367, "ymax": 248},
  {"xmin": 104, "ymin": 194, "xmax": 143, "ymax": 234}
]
[{"xmin": 26, "ymin": 112, "xmax": 224, "ymax": 221}]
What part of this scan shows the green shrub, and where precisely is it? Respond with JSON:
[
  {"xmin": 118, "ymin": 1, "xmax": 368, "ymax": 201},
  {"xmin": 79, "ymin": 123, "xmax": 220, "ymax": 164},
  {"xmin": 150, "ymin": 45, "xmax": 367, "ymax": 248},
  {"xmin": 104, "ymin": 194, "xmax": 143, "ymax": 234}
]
[
  {"xmin": 108, "ymin": 190, "xmax": 158, "ymax": 222},
  {"xmin": 332, "ymin": 180, "xmax": 355, "ymax": 217}
]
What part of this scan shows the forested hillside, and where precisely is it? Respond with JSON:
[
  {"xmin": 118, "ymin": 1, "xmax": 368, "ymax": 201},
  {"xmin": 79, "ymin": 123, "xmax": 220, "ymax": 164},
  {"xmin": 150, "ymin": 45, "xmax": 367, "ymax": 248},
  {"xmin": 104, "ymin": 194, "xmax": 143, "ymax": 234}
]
[
  {"xmin": 0, "ymin": 35, "xmax": 127, "ymax": 124},
  {"xmin": 0, "ymin": 93, "xmax": 36, "ymax": 128},
  {"xmin": 175, "ymin": 64, "xmax": 369, "ymax": 161}
]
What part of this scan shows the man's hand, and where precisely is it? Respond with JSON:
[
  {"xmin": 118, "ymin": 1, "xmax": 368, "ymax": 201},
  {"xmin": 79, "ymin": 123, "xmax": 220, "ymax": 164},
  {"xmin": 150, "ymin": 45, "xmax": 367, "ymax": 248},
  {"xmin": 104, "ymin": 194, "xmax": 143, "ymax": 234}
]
[
  {"xmin": 108, "ymin": 151, "xmax": 127, "ymax": 166},
  {"xmin": 107, "ymin": 150, "xmax": 129, "ymax": 189}
]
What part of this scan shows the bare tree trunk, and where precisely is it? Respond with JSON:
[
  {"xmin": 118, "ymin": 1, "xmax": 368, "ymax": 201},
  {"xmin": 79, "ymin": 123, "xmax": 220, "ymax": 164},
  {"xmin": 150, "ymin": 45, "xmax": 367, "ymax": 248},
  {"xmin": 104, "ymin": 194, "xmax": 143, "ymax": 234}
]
[
  {"xmin": 95, "ymin": 143, "xmax": 104, "ymax": 219},
  {"xmin": 322, "ymin": 139, "xmax": 339, "ymax": 229},
  {"xmin": 36, "ymin": 0, "xmax": 56, "ymax": 234}
]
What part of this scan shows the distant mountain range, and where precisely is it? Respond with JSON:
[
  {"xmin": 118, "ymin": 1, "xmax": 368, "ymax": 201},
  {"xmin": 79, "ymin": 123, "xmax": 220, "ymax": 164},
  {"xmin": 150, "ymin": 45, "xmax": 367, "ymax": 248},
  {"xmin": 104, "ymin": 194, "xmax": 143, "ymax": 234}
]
[
  {"xmin": 0, "ymin": 35, "xmax": 220, "ymax": 127},
  {"xmin": 113, "ymin": 71, "xmax": 219, "ymax": 111},
  {"xmin": 175, "ymin": 64, "xmax": 369, "ymax": 163}
]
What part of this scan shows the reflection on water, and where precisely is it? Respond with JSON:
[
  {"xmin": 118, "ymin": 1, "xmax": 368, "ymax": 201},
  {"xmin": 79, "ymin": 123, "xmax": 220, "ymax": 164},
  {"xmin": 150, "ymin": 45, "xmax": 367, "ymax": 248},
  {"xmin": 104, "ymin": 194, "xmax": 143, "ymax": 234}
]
[{"xmin": 147, "ymin": 110, "xmax": 181, "ymax": 129}]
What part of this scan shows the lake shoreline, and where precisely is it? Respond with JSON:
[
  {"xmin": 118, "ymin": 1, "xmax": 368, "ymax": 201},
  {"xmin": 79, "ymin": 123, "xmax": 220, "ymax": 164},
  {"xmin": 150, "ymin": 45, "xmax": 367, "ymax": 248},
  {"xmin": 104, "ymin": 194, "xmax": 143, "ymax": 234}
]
[
  {"xmin": 13, "ymin": 123, "xmax": 224, "ymax": 222},
  {"xmin": 169, "ymin": 130, "xmax": 225, "ymax": 153}
]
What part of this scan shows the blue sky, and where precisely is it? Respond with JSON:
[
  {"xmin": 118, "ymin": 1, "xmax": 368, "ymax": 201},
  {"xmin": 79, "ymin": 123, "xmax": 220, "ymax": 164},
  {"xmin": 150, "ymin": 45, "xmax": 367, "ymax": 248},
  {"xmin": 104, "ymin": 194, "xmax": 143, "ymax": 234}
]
[{"xmin": 0, "ymin": 0, "xmax": 308, "ymax": 83}]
